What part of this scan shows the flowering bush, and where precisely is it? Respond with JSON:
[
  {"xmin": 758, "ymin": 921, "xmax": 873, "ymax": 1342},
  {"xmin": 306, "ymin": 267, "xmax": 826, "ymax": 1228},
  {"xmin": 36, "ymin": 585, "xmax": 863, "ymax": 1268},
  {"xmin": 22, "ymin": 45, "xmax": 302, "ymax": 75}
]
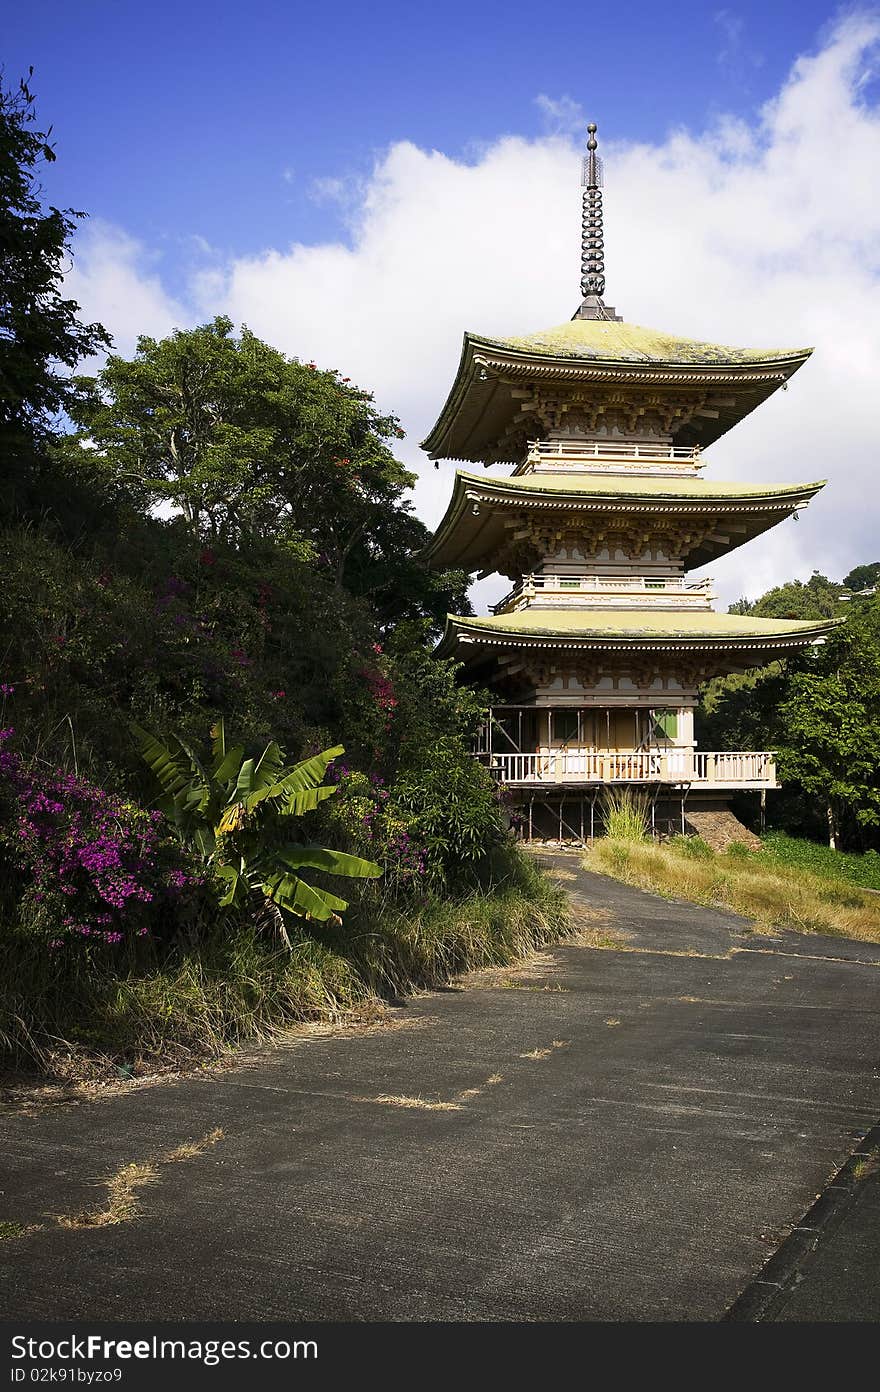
[
  {"xmin": 326, "ymin": 766, "xmax": 429, "ymax": 889},
  {"xmin": 0, "ymin": 730, "xmax": 200, "ymax": 948},
  {"xmin": 358, "ymin": 645, "xmax": 398, "ymax": 732}
]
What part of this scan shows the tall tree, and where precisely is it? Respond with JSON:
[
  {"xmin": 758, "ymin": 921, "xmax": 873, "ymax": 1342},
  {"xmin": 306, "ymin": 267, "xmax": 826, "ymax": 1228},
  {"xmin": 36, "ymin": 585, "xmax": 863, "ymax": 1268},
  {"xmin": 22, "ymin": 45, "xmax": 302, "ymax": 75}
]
[
  {"xmin": 0, "ymin": 70, "xmax": 109, "ymax": 504},
  {"xmin": 66, "ymin": 317, "xmax": 468, "ymax": 629},
  {"xmin": 777, "ymin": 597, "xmax": 880, "ymax": 849},
  {"xmin": 729, "ymin": 571, "xmax": 844, "ymax": 620},
  {"xmin": 843, "ymin": 562, "xmax": 880, "ymax": 593}
]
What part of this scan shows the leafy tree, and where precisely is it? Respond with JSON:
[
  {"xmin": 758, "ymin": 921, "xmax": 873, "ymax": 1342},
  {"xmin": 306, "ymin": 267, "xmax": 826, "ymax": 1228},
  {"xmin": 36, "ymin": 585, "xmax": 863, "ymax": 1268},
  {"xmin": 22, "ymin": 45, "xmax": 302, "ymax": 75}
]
[
  {"xmin": 777, "ymin": 598, "xmax": 880, "ymax": 848},
  {"xmin": 0, "ymin": 71, "xmax": 109, "ymax": 509},
  {"xmin": 728, "ymin": 571, "xmax": 844, "ymax": 621},
  {"xmin": 843, "ymin": 562, "xmax": 880, "ymax": 593},
  {"xmin": 66, "ymin": 317, "xmax": 468, "ymax": 628}
]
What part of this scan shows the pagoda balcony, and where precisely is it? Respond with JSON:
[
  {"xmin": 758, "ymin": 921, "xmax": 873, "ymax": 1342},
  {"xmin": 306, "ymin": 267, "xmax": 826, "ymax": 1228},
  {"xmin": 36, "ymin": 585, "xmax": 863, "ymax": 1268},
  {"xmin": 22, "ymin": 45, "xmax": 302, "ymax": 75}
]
[
  {"xmin": 515, "ymin": 439, "xmax": 704, "ymax": 477},
  {"xmin": 479, "ymin": 749, "xmax": 778, "ymax": 790},
  {"xmin": 491, "ymin": 574, "xmax": 716, "ymax": 615}
]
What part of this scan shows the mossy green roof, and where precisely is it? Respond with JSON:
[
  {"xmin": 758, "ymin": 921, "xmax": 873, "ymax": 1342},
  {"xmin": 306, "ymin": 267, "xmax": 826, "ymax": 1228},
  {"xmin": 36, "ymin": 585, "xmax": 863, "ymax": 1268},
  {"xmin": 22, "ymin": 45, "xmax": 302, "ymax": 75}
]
[
  {"xmin": 449, "ymin": 609, "xmax": 840, "ymax": 641},
  {"xmin": 459, "ymin": 470, "xmax": 825, "ymax": 502},
  {"xmin": 478, "ymin": 319, "xmax": 811, "ymax": 366}
]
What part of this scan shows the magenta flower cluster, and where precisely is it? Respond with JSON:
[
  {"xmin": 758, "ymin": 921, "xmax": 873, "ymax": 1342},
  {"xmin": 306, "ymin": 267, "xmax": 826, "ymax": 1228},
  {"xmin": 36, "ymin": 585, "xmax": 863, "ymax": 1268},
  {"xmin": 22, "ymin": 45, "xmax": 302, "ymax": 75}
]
[
  {"xmin": 358, "ymin": 646, "xmax": 398, "ymax": 732},
  {"xmin": 0, "ymin": 729, "xmax": 199, "ymax": 948},
  {"xmin": 332, "ymin": 768, "xmax": 429, "ymax": 885}
]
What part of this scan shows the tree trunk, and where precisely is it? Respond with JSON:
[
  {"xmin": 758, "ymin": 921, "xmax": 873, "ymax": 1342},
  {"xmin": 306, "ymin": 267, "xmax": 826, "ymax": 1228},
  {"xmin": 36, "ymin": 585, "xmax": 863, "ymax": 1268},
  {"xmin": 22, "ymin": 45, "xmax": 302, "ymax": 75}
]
[{"xmin": 827, "ymin": 800, "xmax": 839, "ymax": 850}]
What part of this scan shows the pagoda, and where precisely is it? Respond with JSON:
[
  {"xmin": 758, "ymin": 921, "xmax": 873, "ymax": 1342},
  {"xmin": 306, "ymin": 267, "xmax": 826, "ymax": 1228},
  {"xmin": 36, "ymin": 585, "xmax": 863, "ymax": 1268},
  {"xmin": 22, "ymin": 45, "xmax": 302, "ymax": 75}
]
[{"xmin": 423, "ymin": 124, "xmax": 838, "ymax": 839}]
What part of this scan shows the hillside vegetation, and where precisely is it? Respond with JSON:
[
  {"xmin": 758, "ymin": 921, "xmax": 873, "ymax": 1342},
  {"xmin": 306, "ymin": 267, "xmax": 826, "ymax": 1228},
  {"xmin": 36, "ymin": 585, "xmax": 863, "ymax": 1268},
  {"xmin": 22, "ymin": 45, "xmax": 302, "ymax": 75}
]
[{"xmin": 0, "ymin": 76, "xmax": 567, "ymax": 1076}]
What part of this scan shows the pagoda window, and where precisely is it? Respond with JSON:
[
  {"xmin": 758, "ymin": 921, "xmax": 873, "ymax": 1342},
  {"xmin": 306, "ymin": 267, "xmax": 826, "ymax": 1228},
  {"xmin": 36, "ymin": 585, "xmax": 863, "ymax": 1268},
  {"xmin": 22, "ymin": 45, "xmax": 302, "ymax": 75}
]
[
  {"xmin": 551, "ymin": 710, "xmax": 580, "ymax": 744},
  {"xmin": 652, "ymin": 710, "xmax": 679, "ymax": 742}
]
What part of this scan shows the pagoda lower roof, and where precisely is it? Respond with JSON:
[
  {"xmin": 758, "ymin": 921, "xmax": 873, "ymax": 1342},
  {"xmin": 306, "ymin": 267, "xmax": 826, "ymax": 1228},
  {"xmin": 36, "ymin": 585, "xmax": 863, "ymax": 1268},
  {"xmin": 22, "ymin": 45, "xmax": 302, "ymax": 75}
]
[
  {"xmin": 437, "ymin": 609, "xmax": 840, "ymax": 660},
  {"xmin": 421, "ymin": 320, "xmax": 812, "ymax": 461},
  {"xmin": 425, "ymin": 470, "xmax": 826, "ymax": 573}
]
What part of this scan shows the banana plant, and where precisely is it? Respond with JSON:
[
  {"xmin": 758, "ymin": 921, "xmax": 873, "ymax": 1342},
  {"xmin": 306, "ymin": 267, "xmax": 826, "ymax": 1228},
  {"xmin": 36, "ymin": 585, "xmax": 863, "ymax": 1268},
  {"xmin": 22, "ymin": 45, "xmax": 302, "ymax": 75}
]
[{"xmin": 134, "ymin": 718, "xmax": 381, "ymax": 926}]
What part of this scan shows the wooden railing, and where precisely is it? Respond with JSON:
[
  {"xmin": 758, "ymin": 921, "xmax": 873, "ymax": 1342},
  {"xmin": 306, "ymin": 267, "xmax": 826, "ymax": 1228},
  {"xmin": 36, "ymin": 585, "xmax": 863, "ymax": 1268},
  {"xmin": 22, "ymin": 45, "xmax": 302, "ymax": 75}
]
[
  {"xmin": 526, "ymin": 439, "xmax": 701, "ymax": 462},
  {"xmin": 491, "ymin": 573, "xmax": 715, "ymax": 615},
  {"xmin": 518, "ymin": 439, "xmax": 704, "ymax": 476},
  {"xmin": 480, "ymin": 749, "xmax": 777, "ymax": 788}
]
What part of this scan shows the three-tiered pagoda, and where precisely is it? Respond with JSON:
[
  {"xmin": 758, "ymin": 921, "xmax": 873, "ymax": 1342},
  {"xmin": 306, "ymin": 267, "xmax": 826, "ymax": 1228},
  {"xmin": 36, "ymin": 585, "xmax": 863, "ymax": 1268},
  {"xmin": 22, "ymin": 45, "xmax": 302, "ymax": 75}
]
[{"xmin": 423, "ymin": 124, "xmax": 837, "ymax": 839}]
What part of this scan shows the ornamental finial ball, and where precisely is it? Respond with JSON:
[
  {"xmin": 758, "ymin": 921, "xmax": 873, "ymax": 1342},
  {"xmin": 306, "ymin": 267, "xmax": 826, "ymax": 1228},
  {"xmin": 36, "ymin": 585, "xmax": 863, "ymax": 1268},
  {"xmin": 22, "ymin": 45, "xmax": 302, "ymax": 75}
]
[{"xmin": 586, "ymin": 123, "xmax": 597, "ymax": 150}]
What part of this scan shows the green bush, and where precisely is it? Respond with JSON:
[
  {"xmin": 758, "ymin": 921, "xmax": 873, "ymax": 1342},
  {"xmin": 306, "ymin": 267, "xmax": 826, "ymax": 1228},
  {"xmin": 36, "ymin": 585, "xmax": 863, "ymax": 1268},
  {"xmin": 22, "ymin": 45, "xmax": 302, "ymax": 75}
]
[
  {"xmin": 391, "ymin": 738, "xmax": 507, "ymax": 888},
  {"xmin": 726, "ymin": 841, "xmax": 753, "ymax": 861},
  {"xmin": 667, "ymin": 834, "xmax": 713, "ymax": 859},
  {"xmin": 759, "ymin": 833, "xmax": 880, "ymax": 891}
]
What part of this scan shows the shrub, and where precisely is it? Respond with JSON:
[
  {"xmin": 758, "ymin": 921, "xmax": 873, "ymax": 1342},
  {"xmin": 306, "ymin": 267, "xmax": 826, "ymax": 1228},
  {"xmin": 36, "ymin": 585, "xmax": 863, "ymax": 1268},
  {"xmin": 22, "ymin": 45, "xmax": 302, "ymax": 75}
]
[
  {"xmin": 0, "ymin": 729, "xmax": 198, "ymax": 948},
  {"xmin": 668, "ymin": 834, "xmax": 713, "ymax": 859},
  {"xmin": 726, "ymin": 841, "xmax": 753, "ymax": 860},
  {"xmin": 391, "ymin": 738, "xmax": 507, "ymax": 889},
  {"xmin": 759, "ymin": 832, "xmax": 880, "ymax": 891}
]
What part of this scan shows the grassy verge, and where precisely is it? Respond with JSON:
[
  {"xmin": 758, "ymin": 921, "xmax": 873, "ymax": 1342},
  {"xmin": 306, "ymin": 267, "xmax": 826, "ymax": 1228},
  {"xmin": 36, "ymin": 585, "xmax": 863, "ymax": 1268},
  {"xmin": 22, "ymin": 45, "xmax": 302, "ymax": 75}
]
[
  {"xmin": 585, "ymin": 837, "xmax": 880, "ymax": 943},
  {"xmin": 0, "ymin": 854, "xmax": 568, "ymax": 1077},
  {"xmin": 757, "ymin": 832, "xmax": 880, "ymax": 892}
]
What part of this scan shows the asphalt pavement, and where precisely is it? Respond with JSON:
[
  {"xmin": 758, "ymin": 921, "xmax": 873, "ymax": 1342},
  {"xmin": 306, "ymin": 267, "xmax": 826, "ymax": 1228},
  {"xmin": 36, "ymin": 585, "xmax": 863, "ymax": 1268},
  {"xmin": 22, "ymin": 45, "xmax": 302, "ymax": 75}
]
[{"xmin": 2, "ymin": 854, "xmax": 878, "ymax": 1322}]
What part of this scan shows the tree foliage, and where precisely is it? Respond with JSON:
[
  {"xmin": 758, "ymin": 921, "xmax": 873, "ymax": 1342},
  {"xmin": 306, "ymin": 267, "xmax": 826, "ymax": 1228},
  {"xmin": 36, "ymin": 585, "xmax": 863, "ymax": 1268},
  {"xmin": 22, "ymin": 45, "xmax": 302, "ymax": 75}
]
[
  {"xmin": 728, "ymin": 570, "xmax": 845, "ymax": 619},
  {"xmin": 0, "ymin": 71, "xmax": 109, "ymax": 505},
  {"xmin": 703, "ymin": 573, "xmax": 880, "ymax": 849},
  {"xmin": 65, "ymin": 317, "xmax": 468, "ymax": 630},
  {"xmin": 842, "ymin": 561, "xmax": 880, "ymax": 593},
  {"xmin": 777, "ymin": 597, "xmax": 880, "ymax": 844}
]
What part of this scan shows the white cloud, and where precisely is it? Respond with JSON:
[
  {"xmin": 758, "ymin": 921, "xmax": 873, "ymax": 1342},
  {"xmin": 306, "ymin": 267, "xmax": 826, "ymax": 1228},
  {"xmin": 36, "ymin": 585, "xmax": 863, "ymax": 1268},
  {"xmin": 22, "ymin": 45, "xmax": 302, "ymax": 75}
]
[
  {"xmin": 534, "ymin": 93, "xmax": 587, "ymax": 136},
  {"xmin": 69, "ymin": 14, "xmax": 880, "ymax": 609},
  {"xmin": 66, "ymin": 221, "xmax": 190, "ymax": 357}
]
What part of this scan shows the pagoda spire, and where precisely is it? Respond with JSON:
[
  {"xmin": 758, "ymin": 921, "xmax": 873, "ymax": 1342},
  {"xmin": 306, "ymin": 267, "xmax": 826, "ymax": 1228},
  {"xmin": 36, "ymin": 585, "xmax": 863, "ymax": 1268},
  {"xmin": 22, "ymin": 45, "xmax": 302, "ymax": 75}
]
[{"xmin": 573, "ymin": 123, "xmax": 622, "ymax": 322}]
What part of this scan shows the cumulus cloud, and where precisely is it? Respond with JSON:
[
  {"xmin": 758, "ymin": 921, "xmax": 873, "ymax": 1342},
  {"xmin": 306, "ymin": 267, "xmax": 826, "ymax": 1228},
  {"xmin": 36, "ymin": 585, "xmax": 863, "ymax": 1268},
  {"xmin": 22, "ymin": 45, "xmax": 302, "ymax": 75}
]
[
  {"xmin": 66, "ymin": 221, "xmax": 189, "ymax": 357},
  {"xmin": 70, "ymin": 14, "xmax": 880, "ymax": 609}
]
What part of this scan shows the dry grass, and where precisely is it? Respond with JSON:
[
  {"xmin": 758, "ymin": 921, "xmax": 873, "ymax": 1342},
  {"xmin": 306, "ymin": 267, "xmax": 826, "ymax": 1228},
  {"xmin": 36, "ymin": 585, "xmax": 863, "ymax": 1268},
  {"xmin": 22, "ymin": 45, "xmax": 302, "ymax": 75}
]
[
  {"xmin": 587, "ymin": 839, "xmax": 880, "ymax": 943},
  {"xmin": 456, "ymin": 1072, "xmax": 503, "ymax": 1101},
  {"xmin": 519, "ymin": 1040, "xmax": 569, "ymax": 1060},
  {"xmin": 24, "ymin": 1128, "xmax": 227, "ymax": 1235},
  {"xmin": 58, "ymin": 1161, "xmax": 160, "ymax": 1229},
  {"xmin": 366, "ymin": 1094, "xmax": 462, "ymax": 1111}
]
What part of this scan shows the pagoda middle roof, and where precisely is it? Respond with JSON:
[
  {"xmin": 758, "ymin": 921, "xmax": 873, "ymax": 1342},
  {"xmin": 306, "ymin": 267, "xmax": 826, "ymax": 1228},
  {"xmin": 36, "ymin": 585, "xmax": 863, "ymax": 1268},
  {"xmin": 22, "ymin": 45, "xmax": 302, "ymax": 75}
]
[
  {"xmin": 421, "ymin": 319, "xmax": 813, "ymax": 461},
  {"xmin": 425, "ymin": 470, "xmax": 826, "ymax": 573},
  {"xmin": 437, "ymin": 609, "xmax": 840, "ymax": 660}
]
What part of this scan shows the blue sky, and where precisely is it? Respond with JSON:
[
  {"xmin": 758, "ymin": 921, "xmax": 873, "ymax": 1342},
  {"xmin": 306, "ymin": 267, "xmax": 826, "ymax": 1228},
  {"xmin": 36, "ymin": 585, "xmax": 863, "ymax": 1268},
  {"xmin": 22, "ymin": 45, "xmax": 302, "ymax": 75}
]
[
  {"xmin": 5, "ymin": 1, "xmax": 848, "ymax": 271},
  {"xmin": 5, "ymin": 4, "xmax": 880, "ymax": 603}
]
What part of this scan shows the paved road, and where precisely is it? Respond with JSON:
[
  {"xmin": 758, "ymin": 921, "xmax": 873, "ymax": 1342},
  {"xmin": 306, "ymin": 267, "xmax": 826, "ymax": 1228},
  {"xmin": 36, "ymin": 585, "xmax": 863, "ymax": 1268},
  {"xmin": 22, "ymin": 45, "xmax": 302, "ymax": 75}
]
[{"xmin": 2, "ymin": 855, "xmax": 879, "ymax": 1322}]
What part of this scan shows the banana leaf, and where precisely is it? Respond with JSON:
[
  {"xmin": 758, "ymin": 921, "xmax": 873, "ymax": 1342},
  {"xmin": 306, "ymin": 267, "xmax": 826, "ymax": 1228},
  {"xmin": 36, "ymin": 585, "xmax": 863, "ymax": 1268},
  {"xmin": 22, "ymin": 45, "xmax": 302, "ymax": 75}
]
[{"xmin": 275, "ymin": 845, "xmax": 382, "ymax": 879}]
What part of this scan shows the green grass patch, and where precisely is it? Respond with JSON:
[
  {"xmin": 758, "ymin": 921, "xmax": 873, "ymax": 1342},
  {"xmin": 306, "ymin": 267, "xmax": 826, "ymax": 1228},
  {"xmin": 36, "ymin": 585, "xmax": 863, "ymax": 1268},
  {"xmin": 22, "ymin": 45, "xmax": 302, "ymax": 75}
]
[
  {"xmin": 585, "ymin": 837, "xmax": 880, "ymax": 943},
  {"xmin": 757, "ymin": 833, "xmax": 880, "ymax": 892}
]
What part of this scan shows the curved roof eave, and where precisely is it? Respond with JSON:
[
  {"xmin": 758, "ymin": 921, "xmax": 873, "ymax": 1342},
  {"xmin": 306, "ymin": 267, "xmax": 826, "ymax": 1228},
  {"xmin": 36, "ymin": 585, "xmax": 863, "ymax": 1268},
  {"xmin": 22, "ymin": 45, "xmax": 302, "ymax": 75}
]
[{"xmin": 421, "ymin": 326, "xmax": 814, "ymax": 461}]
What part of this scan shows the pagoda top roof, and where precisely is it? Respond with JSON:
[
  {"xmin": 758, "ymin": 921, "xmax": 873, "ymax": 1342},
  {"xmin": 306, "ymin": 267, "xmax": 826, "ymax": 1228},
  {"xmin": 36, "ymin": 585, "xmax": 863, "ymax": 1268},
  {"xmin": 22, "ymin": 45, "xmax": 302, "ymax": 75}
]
[
  {"xmin": 421, "ymin": 320, "xmax": 812, "ymax": 462},
  {"xmin": 425, "ymin": 469, "xmax": 826, "ymax": 574},
  {"xmin": 477, "ymin": 318, "xmax": 810, "ymax": 368},
  {"xmin": 437, "ymin": 608, "xmax": 840, "ymax": 660}
]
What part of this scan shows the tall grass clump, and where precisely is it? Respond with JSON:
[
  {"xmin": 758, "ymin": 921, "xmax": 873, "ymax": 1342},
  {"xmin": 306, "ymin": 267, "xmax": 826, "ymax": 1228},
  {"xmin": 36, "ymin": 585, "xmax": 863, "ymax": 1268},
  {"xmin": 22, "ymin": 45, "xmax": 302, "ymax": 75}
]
[
  {"xmin": 0, "ymin": 842, "xmax": 569, "ymax": 1076},
  {"xmin": 585, "ymin": 837, "xmax": 880, "ymax": 944},
  {"xmin": 601, "ymin": 788, "xmax": 650, "ymax": 842}
]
